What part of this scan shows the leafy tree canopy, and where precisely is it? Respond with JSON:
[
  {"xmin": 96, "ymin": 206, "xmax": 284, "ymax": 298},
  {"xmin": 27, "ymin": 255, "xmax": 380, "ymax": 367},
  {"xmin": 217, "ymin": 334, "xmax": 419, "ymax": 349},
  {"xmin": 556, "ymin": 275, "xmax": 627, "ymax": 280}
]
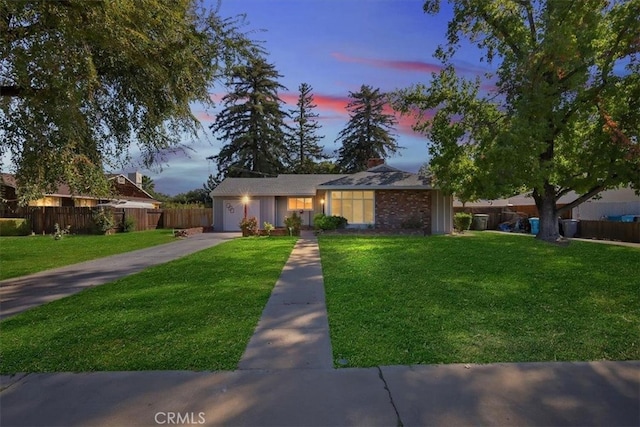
[
  {"xmin": 1, "ymin": 0, "xmax": 257, "ymax": 201},
  {"xmin": 392, "ymin": 0, "xmax": 639, "ymax": 241},
  {"xmin": 336, "ymin": 84, "xmax": 401, "ymax": 173}
]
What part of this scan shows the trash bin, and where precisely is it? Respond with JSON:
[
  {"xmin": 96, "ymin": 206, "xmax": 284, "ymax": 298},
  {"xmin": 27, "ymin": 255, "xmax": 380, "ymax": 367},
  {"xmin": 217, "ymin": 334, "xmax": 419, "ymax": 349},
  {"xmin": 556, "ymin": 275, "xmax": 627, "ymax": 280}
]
[
  {"xmin": 529, "ymin": 217, "xmax": 539, "ymax": 235},
  {"xmin": 562, "ymin": 219, "xmax": 579, "ymax": 238},
  {"xmin": 472, "ymin": 214, "xmax": 490, "ymax": 230}
]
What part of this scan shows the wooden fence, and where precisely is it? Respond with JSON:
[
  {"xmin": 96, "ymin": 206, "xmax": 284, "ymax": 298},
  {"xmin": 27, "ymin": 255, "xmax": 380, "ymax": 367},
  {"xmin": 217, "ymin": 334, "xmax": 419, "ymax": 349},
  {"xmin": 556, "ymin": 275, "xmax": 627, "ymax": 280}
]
[
  {"xmin": 21, "ymin": 207, "xmax": 211, "ymax": 235},
  {"xmin": 163, "ymin": 208, "xmax": 212, "ymax": 229},
  {"xmin": 26, "ymin": 206, "xmax": 95, "ymax": 235},
  {"xmin": 579, "ymin": 220, "xmax": 640, "ymax": 243}
]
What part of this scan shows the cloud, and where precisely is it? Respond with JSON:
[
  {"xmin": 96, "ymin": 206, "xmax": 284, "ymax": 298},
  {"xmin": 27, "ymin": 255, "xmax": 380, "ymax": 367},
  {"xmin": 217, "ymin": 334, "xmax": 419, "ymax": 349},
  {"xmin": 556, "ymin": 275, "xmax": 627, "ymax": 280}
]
[
  {"xmin": 194, "ymin": 111, "xmax": 216, "ymax": 123},
  {"xmin": 331, "ymin": 52, "xmax": 488, "ymax": 76},
  {"xmin": 281, "ymin": 90, "xmax": 431, "ymax": 137},
  {"xmin": 209, "ymin": 93, "xmax": 225, "ymax": 103},
  {"xmin": 332, "ymin": 52, "xmax": 443, "ymax": 74},
  {"xmin": 281, "ymin": 92, "xmax": 352, "ymax": 117}
]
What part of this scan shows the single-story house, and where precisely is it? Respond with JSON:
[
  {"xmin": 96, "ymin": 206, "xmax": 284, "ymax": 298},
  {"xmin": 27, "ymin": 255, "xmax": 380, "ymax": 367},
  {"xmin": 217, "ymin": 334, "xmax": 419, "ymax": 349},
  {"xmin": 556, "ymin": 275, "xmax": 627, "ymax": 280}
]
[
  {"xmin": 454, "ymin": 187, "xmax": 639, "ymax": 220},
  {"xmin": 0, "ymin": 172, "xmax": 161, "ymax": 210},
  {"xmin": 210, "ymin": 161, "xmax": 453, "ymax": 234}
]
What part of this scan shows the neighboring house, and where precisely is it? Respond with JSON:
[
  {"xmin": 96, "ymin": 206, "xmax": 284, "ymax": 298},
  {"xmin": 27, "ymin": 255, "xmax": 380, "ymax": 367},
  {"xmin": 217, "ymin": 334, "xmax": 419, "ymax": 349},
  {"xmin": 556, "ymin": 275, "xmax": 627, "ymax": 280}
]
[
  {"xmin": 453, "ymin": 187, "xmax": 640, "ymax": 220},
  {"xmin": 210, "ymin": 160, "xmax": 453, "ymax": 234},
  {"xmin": 0, "ymin": 172, "xmax": 161, "ymax": 209}
]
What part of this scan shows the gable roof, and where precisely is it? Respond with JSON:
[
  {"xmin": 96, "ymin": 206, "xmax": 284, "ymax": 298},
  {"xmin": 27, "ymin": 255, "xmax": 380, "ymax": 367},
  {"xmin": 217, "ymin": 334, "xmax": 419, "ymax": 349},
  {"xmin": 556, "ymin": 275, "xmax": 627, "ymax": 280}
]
[
  {"xmin": 211, "ymin": 174, "xmax": 347, "ymax": 197},
  {"xmin": 318, "ymin": 164, "xmax": 432, "ymax": 190},
  {"xmin": 0, "ymin": 173, "xmax": 159, "ymax": 203},
  {"xmin": 211, "ymin": 165, "xmax": 433, "ymax": 197}
]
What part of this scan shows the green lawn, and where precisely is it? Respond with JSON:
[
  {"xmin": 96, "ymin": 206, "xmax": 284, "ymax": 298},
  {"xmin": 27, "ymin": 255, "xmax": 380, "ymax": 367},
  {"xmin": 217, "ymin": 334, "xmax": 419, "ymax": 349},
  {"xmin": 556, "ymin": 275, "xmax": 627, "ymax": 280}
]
[
  {"xmin": 0, "ymin": 237, "xmax": 297, "ymax": 373},
  {"xmin": 319, "ymin": 233, "xmax": 640, "ymax": 367},
  {"xmin": 0, "ymin": 230, "xmax": 176, "ymax": 280}
]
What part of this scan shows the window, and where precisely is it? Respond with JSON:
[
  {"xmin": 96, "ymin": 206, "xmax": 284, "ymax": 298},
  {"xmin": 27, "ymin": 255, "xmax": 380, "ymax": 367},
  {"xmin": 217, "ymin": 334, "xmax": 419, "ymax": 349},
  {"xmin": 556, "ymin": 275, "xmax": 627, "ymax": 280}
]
[
  {"xmin": 288, "ymin": 197, "xmax": 313, "ymax": 210},
  {"xmin": 331, "ymin": 191, "xmax": 374, "ymax": 224}
]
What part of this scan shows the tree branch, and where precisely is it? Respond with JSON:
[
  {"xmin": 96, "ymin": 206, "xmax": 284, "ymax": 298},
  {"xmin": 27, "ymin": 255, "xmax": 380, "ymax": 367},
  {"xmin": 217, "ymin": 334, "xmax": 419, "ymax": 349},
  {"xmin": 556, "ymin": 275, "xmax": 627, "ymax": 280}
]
[
  {"xmin": 557, "ymin": 182, "xmax": 613, "ymax": 215},
  {"xmin": 478, "ymin": 10, "xmax": 522, "ymax": 59},
  {"xmin": 0, "ymin": 85, "xmax": 24, "ymax": 97},
  {"xmin": 518, "ymin": 0, "xmax": 537, "ymax": 45}
]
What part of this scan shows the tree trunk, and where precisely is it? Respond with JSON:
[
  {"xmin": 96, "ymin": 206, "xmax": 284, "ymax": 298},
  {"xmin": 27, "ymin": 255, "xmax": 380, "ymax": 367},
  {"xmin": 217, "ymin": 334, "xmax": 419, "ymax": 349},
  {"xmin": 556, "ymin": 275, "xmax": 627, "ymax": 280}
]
[{"xmin": 533, "ymin": 184, "xmax": 561, "ymax": 242}]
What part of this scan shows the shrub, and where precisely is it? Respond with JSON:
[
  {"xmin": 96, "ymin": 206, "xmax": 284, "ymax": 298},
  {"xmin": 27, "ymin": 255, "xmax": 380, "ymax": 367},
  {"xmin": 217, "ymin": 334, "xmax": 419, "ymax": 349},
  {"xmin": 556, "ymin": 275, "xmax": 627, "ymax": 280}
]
[
  {"xmin": 313, "ymin": 213, "xmax": 325, "ymax": 229},
  {"xmin": 92, "ymin": 208, "xmax": 115, "ymax": 234},
  {"xmin": 453, "ymin": 212, "xmax": 473, "ymax": 232},
  {"xmin": 284, "ymin": 212, "xmax": 303, "ymax": 235},
  {"xmin": 263, "ymin": 221, "xmax": 275, "ymax": 236},
  {"xmin": 313, "ymin": 214, "xmax": 348, "ymax": 230},
  {"xmin": 240, "ymin": 216, "xmax": 258, "ymax": 236},
  {"xmin": 53, "ymin": 223, "xmax": 71, "ymax": 240},
  {"xmin": 123, "ymin": 216, "xmax": 136, "ymax": 232},
  {"xmin": 0, "ymin": 218, "xmax": 30, "ymax": 236}
]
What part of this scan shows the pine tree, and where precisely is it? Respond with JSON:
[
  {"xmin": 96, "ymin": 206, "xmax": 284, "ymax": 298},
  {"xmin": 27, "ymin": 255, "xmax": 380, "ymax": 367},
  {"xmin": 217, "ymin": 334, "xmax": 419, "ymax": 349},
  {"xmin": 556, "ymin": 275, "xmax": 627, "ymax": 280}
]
[
  {"xmin": 209, "ymin": 56, "xmax": 290, "ymax": 178},
  {"xmin": 287, "ymin": 83, "xmax": 328, "ymax": 173},
  {"xmin": 335, "ymin": 85, "xmax": 401, "ymax": 173}
]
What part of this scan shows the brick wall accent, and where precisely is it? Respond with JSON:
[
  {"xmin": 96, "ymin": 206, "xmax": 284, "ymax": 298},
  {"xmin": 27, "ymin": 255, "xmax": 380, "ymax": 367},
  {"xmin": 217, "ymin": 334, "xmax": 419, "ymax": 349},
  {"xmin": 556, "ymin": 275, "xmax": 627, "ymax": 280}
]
[{"xmin": 375, "ymin": 190, "xmax": 432, "ymax": 233}]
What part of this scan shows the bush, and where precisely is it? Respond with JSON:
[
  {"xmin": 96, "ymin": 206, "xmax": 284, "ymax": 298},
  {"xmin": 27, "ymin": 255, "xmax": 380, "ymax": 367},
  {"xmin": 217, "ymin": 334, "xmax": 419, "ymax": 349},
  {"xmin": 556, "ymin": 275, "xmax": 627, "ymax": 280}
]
[
  {"xmin": 284, "ymin": 212, "xmax": 302, "ymax": 235},
  {"xmin": 453, "ymin": 212, "xmax": 473, "ymax": 232},
  {"xmin": 92, "ymin": 208, "xmax": 115, "ymax": 234},
  {"xmin": 53, "ymin": 223, "xmax": 71, "ymax": 240},
  {"xmin": 0, "ymin": 218, "xmax": 30, "ymax": 236},
  {"xmin": 240, "ymin": 216, "xmax": 258, "ymax": 236},
  {"xmin": 263, "ymin": 221, "xmax": 274, "ymax": 236},
  {"xmin": 122, "ymin": 216, "xmax": 136, "ymax": 232},
  {"xmin": 313, "ymin": 213, "xmax": 348, "ymax": 230}
]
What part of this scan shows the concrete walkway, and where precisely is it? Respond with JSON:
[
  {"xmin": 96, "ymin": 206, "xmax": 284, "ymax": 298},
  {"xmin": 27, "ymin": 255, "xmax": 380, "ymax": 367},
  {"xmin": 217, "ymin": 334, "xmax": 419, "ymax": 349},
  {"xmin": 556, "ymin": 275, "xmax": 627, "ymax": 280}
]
[
  {"xmin": 1, "ymin": 232, "xmax": 639, "ymax": 426},
  {"xmin": 0, "ymin": 232, "xmax": 240, "ymax": 320},
  {"xmin": 238, "ymin": 234, "xmax": 333, "ymax": 370}
]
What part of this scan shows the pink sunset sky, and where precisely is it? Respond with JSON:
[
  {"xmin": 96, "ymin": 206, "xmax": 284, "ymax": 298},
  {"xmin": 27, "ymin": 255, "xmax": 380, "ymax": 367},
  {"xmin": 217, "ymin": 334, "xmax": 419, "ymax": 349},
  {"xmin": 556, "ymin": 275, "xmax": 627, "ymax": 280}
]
[{"xmin": 139, "ymin": 0, "xmax": 494, "ymax": 195}]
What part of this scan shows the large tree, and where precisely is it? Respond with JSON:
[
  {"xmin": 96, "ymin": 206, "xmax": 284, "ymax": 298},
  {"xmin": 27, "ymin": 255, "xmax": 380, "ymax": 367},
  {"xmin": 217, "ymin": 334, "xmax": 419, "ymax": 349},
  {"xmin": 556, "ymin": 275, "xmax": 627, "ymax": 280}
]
[
  {"xmin": 393, "ymin": 0, "xmax": 639, "ymax": 242},
  {"xmin": 336, "ymin": 84, "xmax": 401, "ymax": 172},
  {"xmin": 209, "ymin": 55, "xmax": 290, "ymax": 178},
  {"xmin": 287, "ymin": 83, "xmax": 328, "ymax": 173},
  {"xmin": 1, "ymin": 0, "xmax": 257, "ymax": 201}
]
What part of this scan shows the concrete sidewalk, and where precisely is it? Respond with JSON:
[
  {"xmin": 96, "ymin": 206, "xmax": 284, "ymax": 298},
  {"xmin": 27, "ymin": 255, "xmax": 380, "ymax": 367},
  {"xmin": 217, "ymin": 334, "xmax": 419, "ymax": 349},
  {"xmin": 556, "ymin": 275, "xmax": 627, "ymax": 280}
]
[
  {"xmin": 1, "ymin": 361, "xmax": 638, "ymax": 426},
  {"xmin": 1, "ymin": 233, "xmax": 639, "ymax": 426},
  {"xmin": 0, "ymin": 232, "xmax": 240, "ymax": 320}
]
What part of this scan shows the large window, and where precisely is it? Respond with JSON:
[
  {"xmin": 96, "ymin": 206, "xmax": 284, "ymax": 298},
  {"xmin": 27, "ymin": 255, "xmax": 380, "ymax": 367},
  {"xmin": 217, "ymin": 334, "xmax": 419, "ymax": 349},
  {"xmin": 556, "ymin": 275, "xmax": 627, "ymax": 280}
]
[
  {"xmin": 288, "ymin": 197, "xmax": 313, "ymax": 210},
  {"xmin": 331, "ymin": 191, "xmax": 374, "ymax": 224}
]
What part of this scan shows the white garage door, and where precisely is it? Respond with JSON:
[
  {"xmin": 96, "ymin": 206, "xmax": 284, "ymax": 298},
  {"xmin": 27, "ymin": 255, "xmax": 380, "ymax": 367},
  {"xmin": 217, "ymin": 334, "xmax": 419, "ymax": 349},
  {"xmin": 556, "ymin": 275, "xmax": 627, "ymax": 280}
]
[{"xmin": 223, "ymin": 200, "xmax": 261, "ymax": 231}]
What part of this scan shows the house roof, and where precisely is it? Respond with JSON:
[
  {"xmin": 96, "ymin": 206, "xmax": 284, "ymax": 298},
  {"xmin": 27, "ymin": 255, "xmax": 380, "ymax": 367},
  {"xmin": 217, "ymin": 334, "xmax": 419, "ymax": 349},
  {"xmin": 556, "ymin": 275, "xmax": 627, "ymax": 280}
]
[
  {"xmin": 453, "ymin": 187, "xmax": 640, "ymax": 208},
  {"xmin": 0, "ymin": 173, "xmax": 159, "ymax": 203},
  {"xmin": 318, "ymin": 164, "xmax": 433, "ymax": 190},
  {"xmin": 211, "ymin": 174, "xmax": 347, "ymax": 197},
  {"xmin": 211, "ymin": 165, "xmax": 434, "ymax": 197}
]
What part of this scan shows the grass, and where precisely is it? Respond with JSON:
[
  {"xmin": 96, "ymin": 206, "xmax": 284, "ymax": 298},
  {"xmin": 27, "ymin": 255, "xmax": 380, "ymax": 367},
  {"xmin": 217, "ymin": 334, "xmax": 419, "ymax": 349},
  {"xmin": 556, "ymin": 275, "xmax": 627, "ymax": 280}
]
[
  {"xmin": 319, "ymin": 232, "xmax": 640, "ymax": 367},
  {"xmin": 0, "ymin": 230, "xmax": 177, "ymax": 280},
  {"xmin": 0, "ymin": 237, "xmax": 297, "ymax": 373}
]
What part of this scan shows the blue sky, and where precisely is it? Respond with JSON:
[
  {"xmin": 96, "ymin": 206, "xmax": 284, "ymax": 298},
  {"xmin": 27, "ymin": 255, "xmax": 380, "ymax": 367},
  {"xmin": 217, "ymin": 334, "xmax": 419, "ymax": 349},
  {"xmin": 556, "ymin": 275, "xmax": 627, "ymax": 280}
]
[{"xmin": 136, "ymin": 0, "xmax": 492, "ymax": 195}]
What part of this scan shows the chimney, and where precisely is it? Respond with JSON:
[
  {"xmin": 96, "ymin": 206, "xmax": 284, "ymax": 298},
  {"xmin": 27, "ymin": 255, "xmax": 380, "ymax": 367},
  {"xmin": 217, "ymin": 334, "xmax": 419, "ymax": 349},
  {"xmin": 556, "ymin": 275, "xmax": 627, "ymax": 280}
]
[
  {"xmin": 128, "ymin": 172, "xmax": 142, "ymax": 189},
  {"xmin": 366, "ymin": 158, "xmax": 385, "ymax": 169}
]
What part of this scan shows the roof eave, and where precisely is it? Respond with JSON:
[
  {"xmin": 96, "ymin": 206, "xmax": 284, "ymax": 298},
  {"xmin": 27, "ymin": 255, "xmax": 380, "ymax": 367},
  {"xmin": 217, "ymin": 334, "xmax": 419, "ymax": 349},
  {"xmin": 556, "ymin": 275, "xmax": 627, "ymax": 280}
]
[{"xmin": 317, "ymin": 185, "xmax": 434, "ymax": 191}]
